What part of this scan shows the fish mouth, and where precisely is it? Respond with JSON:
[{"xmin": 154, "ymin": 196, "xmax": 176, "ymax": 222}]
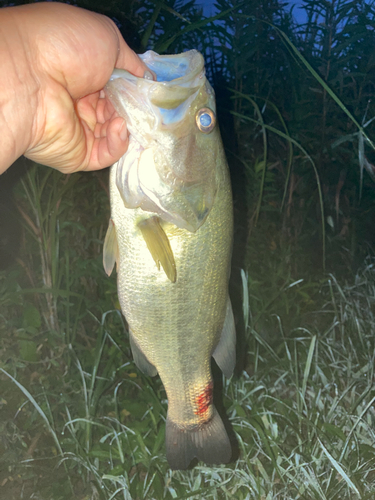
[
  {"xmin": 109, "ymin": 50, "xmax": 206, "ymax": 126},
  {"xmin": 140, "ymin": 50, "xmax": 204, "ymax": 84},
  {"xmin": 109, "ymin": 49, "xmax": 204, "ymax": 87}
]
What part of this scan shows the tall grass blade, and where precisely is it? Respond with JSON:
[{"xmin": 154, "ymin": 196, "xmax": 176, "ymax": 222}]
[
  {"xmin": 0, "ymin": 368, "xmax": 63, "ymax": 455},
  {"xmin": 156, "ymin": 4, "xmax": 243, "ymax": 52},
  {"xmin": 274, "ymin": 25, "xmax": 375, "ymax": 151},
  {"xmin": 241, "ymin": 269, "xmax": 249, "ymax": 331},
  {"xmin": 231, "ymin": 109, "xmax": 326, "ymax": 269},
  {"xmin": 301, "ymin": 335, "xmax": 316, "ymax": 401},
  {"xmin": 140, "ymin": 0, "xmax": 163, "ymax": 51},
  {"xmin": 0, "ymin": 368, "xmax": 74, "ymax": 494},
  {"xmin": 318, "ymin": 439, "xmax": 361, "ymax": 497}
]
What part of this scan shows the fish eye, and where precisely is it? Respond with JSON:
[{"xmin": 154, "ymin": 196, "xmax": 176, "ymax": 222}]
[{"xmin": 196, "ymin": 108, "xmax": 216, "ymax": 133}]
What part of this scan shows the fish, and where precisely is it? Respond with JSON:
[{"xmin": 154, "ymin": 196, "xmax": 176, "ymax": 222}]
[{"xmin": 103, "ymin": 49, "xmax": 236, "ymax": 470}]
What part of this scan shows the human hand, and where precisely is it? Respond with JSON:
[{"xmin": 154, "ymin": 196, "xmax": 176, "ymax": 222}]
[{"xmin": 0, "ymin": 3, "xmax": 147, "ymax": 174}]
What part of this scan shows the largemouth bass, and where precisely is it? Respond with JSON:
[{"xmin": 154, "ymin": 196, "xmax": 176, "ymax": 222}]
[{"xmin": 103, "ymin": 50, "xmax": 235, "ymax": 470}]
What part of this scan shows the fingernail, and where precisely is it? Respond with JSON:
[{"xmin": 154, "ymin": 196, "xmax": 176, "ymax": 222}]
[
  {"xmin": 144, "ymin": 69, "xmax": 156, "ymax": 81},
  {"xmin": 119, "ymin": 121, "xmax": 128, "ymax": 142}
]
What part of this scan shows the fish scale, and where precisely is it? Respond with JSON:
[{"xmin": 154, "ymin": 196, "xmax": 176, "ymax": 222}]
[{"xmin": 104, "ymin": 50, "xmax": 236, "ymax": 469}]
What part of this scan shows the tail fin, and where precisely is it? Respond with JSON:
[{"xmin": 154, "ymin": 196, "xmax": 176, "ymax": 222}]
[{"xmin": 166, "ymin": 407, "xmax": 231, "ymax": 470}]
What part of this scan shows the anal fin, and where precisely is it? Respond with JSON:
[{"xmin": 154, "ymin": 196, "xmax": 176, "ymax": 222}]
[
  {"xmin": 212, "ymin": 297, "xmax": 236, "ymax": 378},
  {"xmin": 129, "ymin": 330, "xmax": 157, "ymax": 377},
  {"xmin": 166, "ymin": 407, "xmax": 231, "ymax": 470},
  {"xmin": 138, "ymin": 216, "xmax": 176, "ymax": 283}
]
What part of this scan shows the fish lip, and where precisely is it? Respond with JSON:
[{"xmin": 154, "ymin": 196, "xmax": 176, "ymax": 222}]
[
  {"xmin": 109, "ymin": 50, "xmax": 205, "ymax": 87},
  {"xmin": 140, "ymin": 49, "xmax": 205, "ymax": 86}
]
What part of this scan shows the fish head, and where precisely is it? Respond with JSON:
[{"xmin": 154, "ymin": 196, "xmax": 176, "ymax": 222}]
[{"xmin": 105, "ymin": 50, "xmax": 220, "ymax": 232}]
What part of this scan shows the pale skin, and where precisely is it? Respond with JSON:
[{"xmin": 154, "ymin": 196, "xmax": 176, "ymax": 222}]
[{"xmin": 0, "ymin": 2, "xmax": 147, "ymax": 175}]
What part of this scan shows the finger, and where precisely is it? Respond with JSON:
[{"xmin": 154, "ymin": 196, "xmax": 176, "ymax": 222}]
[
  {"xmin": 76, "ymin": 93, "xmax": 99, "ymax": 131},
  {"xmin": 106, "ymin": 116, "xmax": 129, "ymax": 159},
  {"xmin": 116, "ymin": 37, "xmax": 148, "ymax": 77},
  {"xmin": 96, "ymin": 93, "xmax": 117, "ymax": 124},
  {"xmin": 83, "ymin": 116, "xmax": 128, "ymax": 171}
]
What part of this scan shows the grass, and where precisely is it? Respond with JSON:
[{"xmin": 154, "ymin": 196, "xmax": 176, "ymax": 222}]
[{"xmin": 2, "ymin": 254, "xmax": 375, "ymax": 498}]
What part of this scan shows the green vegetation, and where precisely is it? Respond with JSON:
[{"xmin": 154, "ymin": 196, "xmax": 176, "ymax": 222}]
[{"xmin": 1, "ymin": 0, "xmax": 375, "ymax": 498}]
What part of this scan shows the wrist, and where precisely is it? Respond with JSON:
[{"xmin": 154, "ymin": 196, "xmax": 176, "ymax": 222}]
[{"xmin": 0, "ymin": 7, "xmax": 39, "ymax": 174}]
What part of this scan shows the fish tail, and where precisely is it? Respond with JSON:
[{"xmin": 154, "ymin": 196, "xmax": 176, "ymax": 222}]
[{"xmin": 166, "ymin": 406, "xmax": 231, "ymax": 470}]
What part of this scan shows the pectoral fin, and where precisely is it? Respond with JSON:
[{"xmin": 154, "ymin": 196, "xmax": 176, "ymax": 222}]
[
  {"xmin": 138, "ymin": 216, "xmax": 177, "ymax": 283},
  {"xmin": 212, "ymin": 298, "xmax": 236, "ymax": 378},
  {"xmin": 129, "ymin": 330, "xmax": 157, "ymax": 377},
  {"xmin": 103, "ymin": 219, "xmax": 119, "ymax": 277}
]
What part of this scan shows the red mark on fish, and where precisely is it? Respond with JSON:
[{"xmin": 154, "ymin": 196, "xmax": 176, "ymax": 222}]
[{"xmin": 194, "ymin": 382, "xmax": 213, "ymax": 416}]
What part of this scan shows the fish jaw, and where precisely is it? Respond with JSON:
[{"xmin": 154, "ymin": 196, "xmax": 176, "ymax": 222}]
[{"xmin": 105, "ymin": 50, "xmax": 219, "ymax": 232}]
